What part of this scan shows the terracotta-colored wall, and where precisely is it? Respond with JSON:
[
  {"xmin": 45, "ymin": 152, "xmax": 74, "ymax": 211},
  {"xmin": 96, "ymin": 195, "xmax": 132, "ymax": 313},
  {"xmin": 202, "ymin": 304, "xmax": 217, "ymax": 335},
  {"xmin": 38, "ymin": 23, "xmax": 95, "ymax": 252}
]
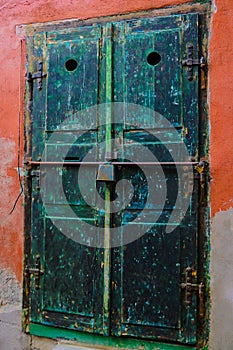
[
  {"xmin": 209, "ymin": 0, "xmax": 233, "ymax": 216},
  {"xmin": 0, "ymin": 0, "xmax": 232, "ymax": 283}
]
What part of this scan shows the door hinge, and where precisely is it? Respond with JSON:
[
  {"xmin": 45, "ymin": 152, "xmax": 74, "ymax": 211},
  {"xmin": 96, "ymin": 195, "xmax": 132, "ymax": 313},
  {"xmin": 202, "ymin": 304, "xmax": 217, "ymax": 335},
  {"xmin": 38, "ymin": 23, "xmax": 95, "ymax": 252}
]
[
  {"xmin": 24, "ymin": 254, "xmax": 44, "ymax": 290},
  {"xmin": 22, "ymin": 307, "xmax": 30, "ymax": 333},
  {"xmin": 25, "ymin": 167, "xmax": 43, "ymax": 191},
  {"xmin": 182, "ymin": 43, "xmax": 205, "ymax": 81},
  {"xmin": 26, "ymin": 61, "xmax": 47, "ymax": 100},
  {"xmin": 30, "ymin": 169, "xmax": 41, "ymax": 190},
  {"xmin": 195, "ymin": 159, "xmax": 209, "ymax": 206},
  {"xmin": 181, "ymin": 267, "xmax": 205, "ymax": 318},
  {"xmin": 195, "ymin": 159, "xmax": 209, "ymax": 184}
]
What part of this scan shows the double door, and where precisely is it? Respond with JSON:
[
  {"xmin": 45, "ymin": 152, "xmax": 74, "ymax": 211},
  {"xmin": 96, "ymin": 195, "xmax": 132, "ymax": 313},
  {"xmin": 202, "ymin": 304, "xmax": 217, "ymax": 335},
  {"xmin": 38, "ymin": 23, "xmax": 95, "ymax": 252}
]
[{"xmin": 25, "ymin": 13, "xmax": 203, "ymax": 345}]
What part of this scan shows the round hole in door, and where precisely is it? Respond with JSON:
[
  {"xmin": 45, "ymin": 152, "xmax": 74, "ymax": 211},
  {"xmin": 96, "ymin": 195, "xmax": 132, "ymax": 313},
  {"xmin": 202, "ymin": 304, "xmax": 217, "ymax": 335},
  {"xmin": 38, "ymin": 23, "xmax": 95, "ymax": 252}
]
[
  {"xmin": 65, "ymin": 59, "xmax": 78, "ymax": 72},
  {"xmin": 147, "ymin": 51, "xmax": 161, "ymax": 66}
]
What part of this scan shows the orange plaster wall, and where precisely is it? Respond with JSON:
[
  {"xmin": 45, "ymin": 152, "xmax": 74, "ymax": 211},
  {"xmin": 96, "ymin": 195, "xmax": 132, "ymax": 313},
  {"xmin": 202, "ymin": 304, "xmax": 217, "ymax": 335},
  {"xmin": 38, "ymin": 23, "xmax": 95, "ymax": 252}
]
[
  {"xmin": 209, "ymin": 0, "xmax": 233, "ymax": 217},
  {"xmin": 0, "ymin": 0, "xmax": 232, "ymax": 282}
]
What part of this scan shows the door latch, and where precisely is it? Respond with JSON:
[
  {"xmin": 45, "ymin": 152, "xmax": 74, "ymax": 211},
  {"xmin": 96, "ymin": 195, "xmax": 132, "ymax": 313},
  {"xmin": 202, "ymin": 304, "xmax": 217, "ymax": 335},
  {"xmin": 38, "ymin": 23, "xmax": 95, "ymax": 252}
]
[
  {"xmin": 181, "ymin": 267, "xmax": 205, "ymax": 318},
  {"xmin": 182, "ymin": 44, "xmax": 205, "ymax": 81},
  {"xmin": 26, "ymin": 61, "xmax": 47, "ymax": 100},
  {"xmin": 25, "ymin": 255, "xmax": 44, "ymax": 290}
]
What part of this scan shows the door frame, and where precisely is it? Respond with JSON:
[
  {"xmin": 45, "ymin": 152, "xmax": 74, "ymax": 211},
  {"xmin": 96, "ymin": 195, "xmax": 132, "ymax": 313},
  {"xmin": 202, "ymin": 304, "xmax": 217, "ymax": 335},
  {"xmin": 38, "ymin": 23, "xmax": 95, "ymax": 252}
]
[{"xmin": 21, "ymin": 3, "xmax": 211, "ymax": 349}]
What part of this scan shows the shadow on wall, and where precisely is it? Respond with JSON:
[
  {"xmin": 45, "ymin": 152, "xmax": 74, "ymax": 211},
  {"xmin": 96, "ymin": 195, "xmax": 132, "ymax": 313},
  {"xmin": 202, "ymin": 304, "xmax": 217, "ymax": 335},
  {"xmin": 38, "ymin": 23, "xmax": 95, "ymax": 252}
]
[{"xmin": 210, "ymin": 208, "xmax": 233, "ymax": 350}]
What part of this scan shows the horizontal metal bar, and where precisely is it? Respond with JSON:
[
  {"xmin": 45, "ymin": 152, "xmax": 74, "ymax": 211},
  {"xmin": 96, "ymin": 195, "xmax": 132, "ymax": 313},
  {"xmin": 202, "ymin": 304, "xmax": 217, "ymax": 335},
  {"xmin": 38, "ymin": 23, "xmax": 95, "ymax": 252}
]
[{"xmin": 27, "ymin": 160, "xmax": 199, "ymax": 166}]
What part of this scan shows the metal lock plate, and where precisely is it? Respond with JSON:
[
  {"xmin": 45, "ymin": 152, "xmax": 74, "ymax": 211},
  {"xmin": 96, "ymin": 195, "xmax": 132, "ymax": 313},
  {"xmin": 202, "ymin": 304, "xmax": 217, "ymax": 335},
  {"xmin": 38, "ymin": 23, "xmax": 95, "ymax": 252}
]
[{"xmin": 96, "ymin": 163, "xmax": 116, "ymax": 183}]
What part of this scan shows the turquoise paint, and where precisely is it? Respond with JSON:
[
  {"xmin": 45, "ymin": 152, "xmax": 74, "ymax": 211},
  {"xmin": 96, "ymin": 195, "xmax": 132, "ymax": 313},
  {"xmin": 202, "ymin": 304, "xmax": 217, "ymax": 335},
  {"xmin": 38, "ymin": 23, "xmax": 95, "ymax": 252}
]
[{"xmin": 30, "ymin": 324, "xmax": 196, "ymax": 350}]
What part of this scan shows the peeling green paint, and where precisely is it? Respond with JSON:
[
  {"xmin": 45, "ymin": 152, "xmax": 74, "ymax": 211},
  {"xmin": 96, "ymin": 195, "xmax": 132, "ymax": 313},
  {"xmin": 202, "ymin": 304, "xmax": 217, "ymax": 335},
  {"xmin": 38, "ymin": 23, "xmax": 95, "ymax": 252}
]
[
  {"xmin": 30, "ymin": 324, "xmax": 196, "ymax": 350},
  {"xmin": 24, "ymin": 9, "xmax": 209, "ymax": 349}
]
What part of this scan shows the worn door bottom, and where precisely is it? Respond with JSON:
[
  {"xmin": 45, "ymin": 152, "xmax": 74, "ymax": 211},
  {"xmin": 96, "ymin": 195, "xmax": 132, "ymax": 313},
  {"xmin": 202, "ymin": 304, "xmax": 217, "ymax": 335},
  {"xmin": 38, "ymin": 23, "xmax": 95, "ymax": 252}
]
[{"xmin": 29, "ymin": 324, "xmax": 196, "ymax": 350}]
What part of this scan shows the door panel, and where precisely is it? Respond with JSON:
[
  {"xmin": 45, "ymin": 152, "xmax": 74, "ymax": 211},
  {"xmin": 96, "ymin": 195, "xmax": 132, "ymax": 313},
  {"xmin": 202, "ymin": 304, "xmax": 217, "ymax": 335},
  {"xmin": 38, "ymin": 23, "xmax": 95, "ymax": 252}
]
[
  {"xmin": 46, "ymin": 27, "xmax": 101, "ymax": 130},
  {"xmin": 29, "ymin": 25, "xmax": 105, "ymax": 334},
  {"xmin": 26, "ymin": 13, "xmax": 200, "ymax": 345},
  {"xmin": 111, "ymin": 15, "xmax": 198, "ymax": 342}
]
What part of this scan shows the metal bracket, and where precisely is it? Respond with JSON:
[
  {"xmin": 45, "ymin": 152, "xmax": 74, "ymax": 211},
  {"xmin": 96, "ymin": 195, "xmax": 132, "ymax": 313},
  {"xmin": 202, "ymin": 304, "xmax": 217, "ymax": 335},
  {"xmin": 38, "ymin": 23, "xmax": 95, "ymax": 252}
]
[
  {"xmin": 25, "ymin": 159, "xmax": 201, "ymax": 166},
  {"xmin": 30, "ymin": 169, "xmax": 41, "ymax": 190},
  {"xmin": 182, "ymin": 44, "xmax": 205, "ymax": 81},
  {"xmin": 26, "ymin": 61, "xmax": 47, "ymax": 100},
  {"xmin": 195, "ymin": 160, "xmax": 208, "ymax": 174},
  {"xmin": 181, "ymin": 267, "xmax": 205, "ymax": 317},
  {"xmin": 25, "ymin": 255, "xmax": 44, "ymax": 290},
  {"xmin": 195, "ymin": 159, "xmax": 209, "ymax": 189}
]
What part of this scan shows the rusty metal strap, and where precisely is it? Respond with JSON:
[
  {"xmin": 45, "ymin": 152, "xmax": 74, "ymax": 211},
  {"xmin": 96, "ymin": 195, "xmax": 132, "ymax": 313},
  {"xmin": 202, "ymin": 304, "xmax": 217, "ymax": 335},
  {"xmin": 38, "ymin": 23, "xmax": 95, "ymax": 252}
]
[{"xmin": 27, "ymin": 160, "xmax": 199, "ymax": 166}]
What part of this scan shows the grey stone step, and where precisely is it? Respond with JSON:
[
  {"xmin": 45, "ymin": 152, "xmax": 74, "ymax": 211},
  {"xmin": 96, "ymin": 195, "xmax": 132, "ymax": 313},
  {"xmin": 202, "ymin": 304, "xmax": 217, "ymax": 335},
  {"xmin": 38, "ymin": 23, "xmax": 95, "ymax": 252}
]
[{"xmin": 54, "ymin": 344, "xmax": 111, "ymax": 350}]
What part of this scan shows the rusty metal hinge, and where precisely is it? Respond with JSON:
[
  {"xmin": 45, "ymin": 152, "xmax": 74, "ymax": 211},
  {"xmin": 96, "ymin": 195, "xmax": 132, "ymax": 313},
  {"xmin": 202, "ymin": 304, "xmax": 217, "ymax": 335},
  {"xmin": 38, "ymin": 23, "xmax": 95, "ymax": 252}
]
[
  {"xmin": 24, "ymin": 254, "xmax": 44, "ymax": 290},
  {"xmin": 26, "ymin": 61, "xmax": 47, "ymax": 100},
  {"xmin": 25, "ymin": 166, "xmax": 43, "ymax": 191},
  {"xmin": 30, "ymin": 169, "xmax": 41, "ymax": 190},
  {"xmin": 22, "ymin": 307, "xmax": 30, "ymax": 333},
  {"xmin": 182, "ymin": 43, "xmax": 205, "ymax": 81},
  {"xmin": 181, "ymin": 267, "xmax": 205, "ymax": 318},
  {"xmin": 195, "ymin": 159, "xmax": 209, "ymax": 191},
  {"xmin": 195, "ymin": 160, "xmax": 208, "ymax": 174}
]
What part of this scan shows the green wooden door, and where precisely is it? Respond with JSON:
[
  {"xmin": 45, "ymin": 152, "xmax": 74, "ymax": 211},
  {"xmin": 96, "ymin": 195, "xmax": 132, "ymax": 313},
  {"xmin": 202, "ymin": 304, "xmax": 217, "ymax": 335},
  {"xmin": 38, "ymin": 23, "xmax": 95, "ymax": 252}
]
[
  {"xmin": 25, "ymin": 13, "xmax": 202, "ymax": 346},
  {"xmin": 111, "ymin": 15, "xmax": 199, "ymax": 344},
  {"xmin": 26, "ymin": 24, "xmax": 107, "ymax": 335}
]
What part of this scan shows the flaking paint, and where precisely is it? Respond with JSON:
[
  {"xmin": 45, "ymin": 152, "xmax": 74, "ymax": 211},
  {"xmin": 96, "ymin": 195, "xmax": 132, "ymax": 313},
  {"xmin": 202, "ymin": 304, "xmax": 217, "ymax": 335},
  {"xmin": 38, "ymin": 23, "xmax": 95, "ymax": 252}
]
[
  {"xmin": 0, "ymin": 0, "xmax": 232, "ymax": 348},
  {"xmin": 25, "ymin": 15, "xmax": 201, "ymax": 343},
  {"xmin": 0, "ymin": 0, "xmax": 213, "ymax": 284}
]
